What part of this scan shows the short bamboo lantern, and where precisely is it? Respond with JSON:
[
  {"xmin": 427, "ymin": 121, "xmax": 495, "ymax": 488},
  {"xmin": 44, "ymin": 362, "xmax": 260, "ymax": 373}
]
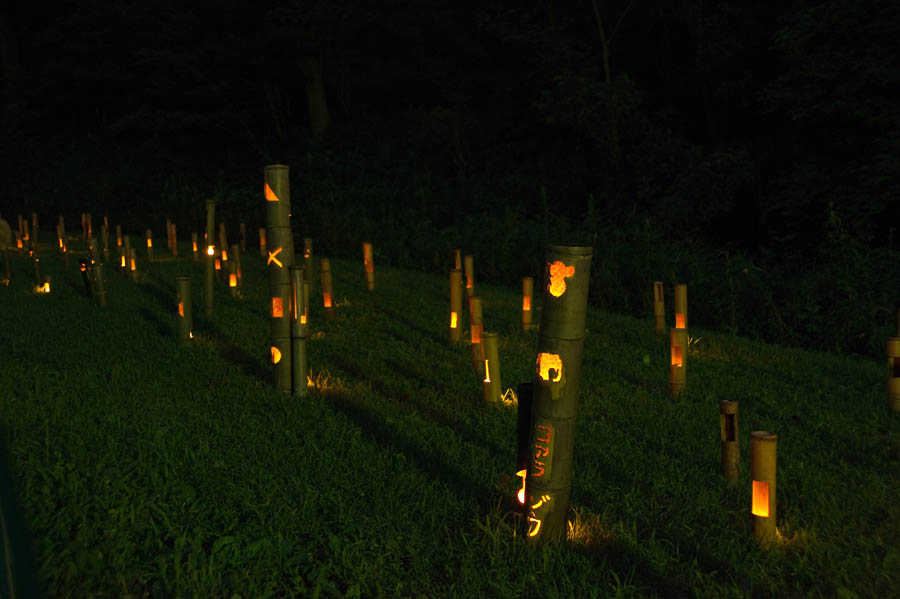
[
  {"xmin": 670, "ymin": 328, "xmax": 688, "ymax": 396},
  {"xmin": 449, "ymin": 268, "xmax": 463, "ymax": 344},
  {"xmin": 363, "ymin": 242, "xmax": 374, "ymax": 290},
  {"xmin": 719, "ymin": 401, "xmax": 739, "ymax": 485},
  {"xmin": 129, "ymin": 248, "xmax": 138, "ymax": 281},
  {"xmin": 464, "ymin": 255, "xmax": 475, "ymax": 297},
  {"xmin": 482, "ymin": 331, "xmax": 502, "ymax": 402},
  {"xmin": 674, "ymin": 283, "xmax": 687, "ymax": 329},
  {"xmin": 176, "ymin": 277, "xmax": 193, "ymax": 344},
  {"xmin": 115, "ymin": 224, "xmax": 122, "ymax": 250},
  {"xmin": 522, "ymin": 277, "xmax": 534, "ymax": 330},
  {"xmin": 146, "ymin": 229, "xmax": 154, "ymax": 262},
  {"xmin": 121, "ymin": 235, "xmax": 131, "ymax": 274},
  {"xmin": 750, "ymin": 431, "xmax": 778, "ymax": 547},
  {"xmin": 653, "ymin": 281, "xmax": 665, "ymax": 335},
  {"xmin": 290, "ymin": 265, "xmax": 308, "ymax": 396},
  {"xmin": 523, "ymin": 245, "xmax": 592, "ymax": 545},
  {"xmin": 204, "ymin": 200, "xmax": 216, "ymax": 317},
  {"xmin": 887, "ymin": 337, "xmax": 900, "ymax": 412},
  {"xmin": 264, "ymin": 164, "xmax": 296, "ymax": 393},
  {"xmin": 452, "ymin": 249, "xmax": 462, "ymax": 271},
  {"xmin": 469, "ymin": 296, "xmax": 484, "ymax": 370},
  {"xmin": 320, "ymin": 257, "xmax": 335, "ymax": 320},
  {"xmin": 227, "ymin": 261, "xmax": 238, "ymax": 296},
  {"xmin": 231, "ymin": 243, "xmax": 242, "ymax": 287},
  {"xmin": 191, "ymin": 233, "xmax": 199, "ymax": 261}
]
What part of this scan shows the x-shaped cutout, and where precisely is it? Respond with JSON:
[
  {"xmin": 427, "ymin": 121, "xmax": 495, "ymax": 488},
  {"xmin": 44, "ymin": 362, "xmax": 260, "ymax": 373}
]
[{"xmin": 267, "ymin": 247, "xmax": 283, "ymax": 268}]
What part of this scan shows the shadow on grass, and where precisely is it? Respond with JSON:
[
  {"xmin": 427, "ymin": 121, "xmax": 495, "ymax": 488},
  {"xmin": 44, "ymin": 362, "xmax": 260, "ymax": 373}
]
[{"xmin": 203, "ymin": 320, "xmax": 271, "ymax": 384}]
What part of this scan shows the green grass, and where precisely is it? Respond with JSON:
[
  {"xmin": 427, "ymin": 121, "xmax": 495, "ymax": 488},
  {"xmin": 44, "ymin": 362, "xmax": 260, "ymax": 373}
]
[{"xmin": 1, "ymin": 239, "xmax": 899, "ymax": 598}]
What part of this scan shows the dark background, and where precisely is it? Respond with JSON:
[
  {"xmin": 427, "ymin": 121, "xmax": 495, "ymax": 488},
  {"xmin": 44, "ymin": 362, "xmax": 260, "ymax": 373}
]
[{"xmin": 2, "ymin": 0, "xmax": 899, "ymax": 358}]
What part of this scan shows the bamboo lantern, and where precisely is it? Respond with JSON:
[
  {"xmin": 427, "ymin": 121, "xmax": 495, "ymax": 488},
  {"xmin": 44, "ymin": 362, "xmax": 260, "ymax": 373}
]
[
  {"xmin": 240, "ymin": 222, "xmax": 246, "ymax": 252},
  {"xmin": 115, "ymin": 224, "xmax": 122, "ymax": 250},
  {"xmin": 290, "ymin": 265, "xmax": 308, "ymax": 396},
  {"xmin": 720, "ymin": 400, "xmax": 740, "ymax": 485},
  {"xmin": 670, "ymin": 328, "xmax": 688, "ymax": 396},
  {"xmin": 89, "ymin": 236, "xmax": 101, "ymax": 266},
  {"xmin": 145, "ymin": 229, "xmax": 153, "ymax": 262},
  {"xmin": 449, "ymin": 268, "xmax": 463, "ymax": 344},
  {"xmin": 750, "ymin": 431, "xmax": 778, "ymax": 548},
  {"xmin": 886, "ymin": 337, "xmax": 900, "ymax": 412},
  {"xmin": 303, "ymin": 238, "xmax": 315, "ymax": 288},
  {"xmin": 22, "ymin": 219, "xmax": 29, "ymax": 245},
  {"xmin": 674, "ymin": 283, "xmax": 687, "ymax": 329},
  {"xmin": 522, "ymin": 276, "xmax": 534, "ymax": 330},
  {"xmin": 227, "ymin": 260, "xmax": 238, "ymax": 296},
  {"xmin": 31, "ymin": 255, "xmax": 41, "ymax": 288},
  {"xmin": 482, "ymin": 331, "xmax": 501, "ymax": 402},
  {"xmin": 121, "ymin": 235, "xmax": 131, "ymax": 274},
  {"xmin": 17, "ymin": 214, "xmax": 23, "ymax": 239},
  {"xmin": 59, "ymin": 214, "xmax": 66, "ymax": 244},
  {"xmin": 218, "ymin": 222, "xmax": 228, "ymax": 263},
  {"xmin": 175, "ymin": 276, "xmax": 193, "ymax": 344},
  {"xmin": 265, "ymin": 164, "xmax": 296, "ymax": 393},
  {"xmin": 231, "ymin": 243, "xmax": 242, "ymax": 287},
  {"xmin": 129, "ymin": 248, "xmax": 138, "ymax": 281},
  {"xmin": 259, "ymin": 227, "xmax": 267, "ymax": 257},
  {"xmin": 516, "ymin": 382, "xmax": 534, "ymax": 508},
  {"xmin": 464, "ymin": 254, "xmax": 475, "ymax": 297},
  {"xmin": 453, "ymin": 249, "xmax": 462, "ymax": 271},
  {"xmin": 204, "ymin": 200, "xmax": 216, "ymax": 317},
  {"xmin": 523, "ymin": 245, "xmax": 592, "ymax": 545},
  {"xmin": 37, "ymin": 274, "xmax": 51, "ymax": 294},
  {"xmin": 469, "ymin": 296, "xmax": 484, "ymax": 370},
  {"xmin": 653, "ymin": 281, "xmax": 665, "ymax": 335},
  {"xmin": 14, "ymin": 232, "xmax": 22, "ymax": 253},
  {"xmin": 92, "ymin": 262, "xmax": 107, "ymax": 307},
  {"xmin": 320, "ymin": 257, "xmax": 335, "ymax": 320},
  {"xmin": 170, "ymin": 222, "xmax": 178, "ymax": 257},
  {"xmin": 191, "ymin": 233, "xmax": 199, "ymax": 261},
  {"xmin": 80, "ymin": 258, "xmax": 93, "ymax": 297},
  {"xmin": 362, "ymin": 241, "xmax": 374, "ymax": 290},
  {"xmin": 31, "ymin": 212, "xmax": 38, "ymax": 244},
  {"xmin": 101, "ymin": 224, "xmax": 110, "ymax": 262}
]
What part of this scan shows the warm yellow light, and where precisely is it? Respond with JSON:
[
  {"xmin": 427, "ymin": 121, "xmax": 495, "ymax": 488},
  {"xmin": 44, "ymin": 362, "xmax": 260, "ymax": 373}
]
[
  {"xmin": 264, "ymin": 182, "xmax": 279, "ymax": 202},
  {"xmin": 267, "ymin": 248, "xmax": 283, "ymax": 268},
  {"xmin": 147, "ymin": 238, "xmax": 152, "ymax": 248},
  {"xmin": 222, "ymin": 250, "xmax": 228, "ymax": 262},
  {"xmin": 58, "ymin": 237, "xmax": 63, "ymax": 249},
  {"xmin": 676, "ymin": 313, "xmax": 686, "ymax": 329},
  {"xmin": 130, "ymin": 258, "xmax": 136, "ymax": 271},
  {"xmin": 117, "ymin": 236, "xmax": 122, "ymax": 247},
  {"xmin": 207, "ymin": 245, "xmax": 215, "ymax": 256},
  {"xmin": 300, "ymin": 314, "xmax": 307, "ymax": 324},
  {"xmin": 671, "ymin": 345, "xmax": 683, "ymax": 367},
  {"xmin": 470, "ymin": 324, "xmax": 482, "ymax": 345},
  {"xmin": 193, "ymin": 241, "xmax": 198, "ymax": 252},
  {"xmin": 548, "ymin": 261, "xmax": 575, "ymax": 297},
  {"xmin": 466, "ymin": 275, "xmax": 473, "ymax": 289},
  {"xmin": 229, "ymin": 274, "xmax": 237, "ymax": 287},
  {"xmin": 189, "ymin": 331, "xmax": 194, "ymax": 339},
  {"xmin": 215, "ymin": 258, "xmax": 221, "ymax": 270},
  {"xmin": 272, "ymin": 297, "xmax": 283, "ymax": 318},
  {"xmin": 537, "ymin": 353, "xmax": 563, "ymax": 382},
  {"xmin": 178, "ymin": 302, "xmax": 184, "ymax": 317},
  {"xmin": 483, "ymin": 360, "xmax": 491, "ymax": 383},
  {"xmin": 271, "ymin": 346, "xmax": 282, "ymax": 363},
  {"xmin": 450, "ymin": 312, "xmax": 458, "ymax": 328},
  {"xmin": 752, "ymin": 480, "xmax": 770, "ymax": 517},
  {"xmin": 522, "ymin": 296, "xmax": 531, "ymax": 311},
  {"xmin": 323, "ymin": 292, "xmax": 332, "ymax": 308},
  {"xmin": 16, "ymin": 239, "xmax": 22, "ymax": 249},
  {"xmin": 39, "ymin": 282, "xmax": 50, "ymax": 293},
  {"xmin": 516, "ymin": 469, "xmax": 526, "ymax": 504},
  {"xmin": 120, "ymin": 255, "xmax": 126, "ymax": 267}
]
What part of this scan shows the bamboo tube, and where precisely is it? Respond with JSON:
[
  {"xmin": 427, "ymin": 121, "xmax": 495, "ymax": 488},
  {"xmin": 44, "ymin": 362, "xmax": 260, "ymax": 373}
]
[
  {"xmin": 469, "ymin": 296, "xmax": 484, "ymax": 370},
  {"xmin": 449, "ymin": 268, "xmax": 463, "ymax": 344},
  {"xmin": 22, "ymin": 219, "xmax": 29, "ymax": 244},
  {"xmin": 674, "ymin": 283, "xmax": 687, "ymax": 329},
  {"xmin": 482, "ymin": 331, "xmax": 501, "ymax": 402},
  {"xmin": 86, "ymin": 213, "xmax": 92, "ymax": 242},
  {"xmin": 265, "ymin": 164, "xmax": 295, "ymax": 393},
  {"xmin": 114, "ymin": 224, "xmax": 121, "ymax": 249},
  {"xmin": 14, "ymin": 232, "xmax": 22, "ymax": 254},
  {"xmin": 653, "ymin": 281, "xmax": 665, "ymax": 335},
  {"xmin": 231, "ymin": 243, "xmax": 242, "ymax": 287},
  {"xmin": 290, "ymin": 265, "xmax": 308, "ymax": 396},
  {"xmin": 129, "ymin": 248, "xmax": 138, "ymax": 281},
  {"xmin": 170, "ymin": 222, "xmax": 177, "ymax": 257},
  {"xmin": 720, "ymin": 400, "xmax": 739, "ymax": 485},
  {"xmin": 31, "ymin": 213, "xmax": 38, "ymax": 243},
  {"xmin": 464, "ymin": 254, "xmax": 475, "ymax": 297},
  {"xmin": 89, "ymin": 236, "xmax": 101, "ymax": 266},
  {"xmin": 259, "ymin": 227, "xmax": 266, "ymax": 257},
  {"xmin": 92, "ymin": 262, "xmax": 107, "ymax": 307},
  {"xmin": 59, "ymin": 215, "xmax": 66, "ymax": 246},
  {"xmin": 750, "ymin": 431, "xmax": 778, "ymax": 548},
  {"xmin": 227, "ymin": 260, "xmax": 238, "ymax": 296},
  {"xmin": 516, "ymin": 382, "xmax": 534, "ymax": 508},
  {"xmin": 670, "ymin": 328, "xmax": 688, "ymax": 396},
  {"xmin": 101, "ymin": 224, "xmax": 110, "ymax": 262},
  {"xmin": 320, "ymin": 257, "xmax": 335, "ymax": 320},
  {"xmin": 191, "ymin": 233, "xmax": 199, "ymax": 261},
  {"xmin": 175, "ymin": 277, "xmax": 193, "ymax": 344},
  {"xmin": 363, "ymin": 241, "xmax": 374, "ymax": 290},
  {"xmin": 522, "ymin": 276, "xmax": 534, "ymax": 330},
  {"xmin": 452, "ymin": 249, "xmax": 462, "ymax": 271},
  {"xmin": 887, "ymin": 338, "xmax": 900, "ymax": 412},
  {"xmin": 80, "ymin": 213, "xmax": 87, "ymax": 242},
  {"xmin": 17, "ymin": 214, "xmax": 23, "ymax": 238},
  {"xmin": 523, "ymin": 245, "xmax": 593, "ymax": 545},
  {"xmin": 240, "ymin": 222, "xmax": 246, "ymax": 252},
  {"xmin": 303, "ymin": 238, "xmax": 315, "ymax": 288},
  {"xmin": 121, "ymin": 234, "xmax": 131, "ymax": 274},
  {"xmin": 218, "ymin": 222, "xmax": 227, "ymax": 263},
  {"xmin": 145, "ymin": 229, "xmax": 154, "ymax": 262},
  {"xmin": 204, "ymin": 200, "xmax": 216, "ymax": 317}
]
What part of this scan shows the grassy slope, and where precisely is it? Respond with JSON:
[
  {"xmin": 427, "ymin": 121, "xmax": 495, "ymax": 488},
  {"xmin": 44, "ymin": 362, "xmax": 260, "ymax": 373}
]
[{"xmin": 1, "ymin": 240, "xmax": 898, "ymax": 598}]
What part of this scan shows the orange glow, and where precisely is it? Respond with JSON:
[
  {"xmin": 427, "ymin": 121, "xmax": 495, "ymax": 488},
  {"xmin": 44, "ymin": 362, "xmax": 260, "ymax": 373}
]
[
  {"xmin": 80, "ymin": 263, "xmax": 87, "ymax": 272},
  {"xmin": 38, "ymin": 282, "xmax": 50, "ymax": 293},
  {"xmin": 23, "ymin": 231, "xmax": 29, "ymax": 241},
  {"xmin": 323, "ymin": 292, "xmax": 332, "ymax": 308},
  {"xmin": 676, "ymin": 313, "xmax": 686, "ymax": 329},
  {"xmin": 120, "ymin": 255, "xmax": 126, "ymax": 267},
  {"xmin": 300, "ymin": 314, "xmax": 307, "ymax": 324},
  {"xmin": 264, "ymin": 182, "xmax": 280, "ymax": 202},
  {"xmin": 304, "ymin": 249, "xmax": 310, "ymax": 258},
  {"xmin": 267, "ymin": 248, "xmax": 283, "ymax": 268},
  {"xmin": 130, "ymin": 258, "xmax": 136, "ymax": 271},
  {"xmin": 178, "ymin": 302, "xmax": 184, "ymax": 317},
  {"xmin": 537, "ymin": 353, "xmax": 563, "ymax": 382},
  {"xmin": 466, "ymin": 274, "xmax": 473, "ymax": 289},
  {"xmin": 522, "ymin": 296, "xmax": 531, "ymax": 311},
  {"xmin": 483, "ymin": 360, "xmax": 491, "ymax": 383},
  {"xmin": 222, "ymin": 250, "xmax": 228, "ymax": 262},
  {"xmin": 752, "ymin": 480, "xmax": 770, "ymax": 517},
  {"xmin": 671, "ymin": 345, "xmax": 683, "ymax": 367},
  {"xmin": 58, "ymin": 237, "xmax": 63, "ymax": 249},
  {"xmin": 516, "ymin": 469, "xmax": 526, "ymax": 504},
  {"xmin": 470, "ymin": 323, "xmax": 482, "ymax": 344},
  {"xmin": 548, "ymin": 261, "xmax": 575, "ymax": 297},
  {"xmin": 117, "ymin": 236, "xmax": 122, "ymax": 247},
  {"xmin": 146, "ymin": 238, "xmax": 152, "ymax": 248},
  {"xmin": 271, "ymin": 346, "xmax": 282, "ymax": 363},
  {"xmin": 16, "ymin": 239, "xmax": 22, "ymax": 249},
  {"xmin": 272, "ymin": 297, "xmax": 283, "ymax": 318},
  {"xmin": 192, "ymin": 241, "xmax": 198, "ymax": 252},
  {"xmin": 189, "ymin": 331, "xmax": 194, "ymax": 339},
  {"xmin": 450, "ymin": 311, "xmax": 458, "ymax": 328},
  {"xmin": 207, "ymin": 245, "xmax": 215, "ymax": 256},
  {"xmin": 229, "ymin": 273, "xmax": 237, "ymax": 287}
]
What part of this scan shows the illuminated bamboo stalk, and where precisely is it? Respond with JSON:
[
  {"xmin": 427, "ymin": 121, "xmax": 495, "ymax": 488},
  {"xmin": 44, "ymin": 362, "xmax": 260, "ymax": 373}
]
[
  {"xmin": 204, "ymin": 200, "xmax": 216, "ymax": 317},
  {"xmin": 92, "ymin": 262, "xmax": 107, "ymax": 307},
  {"xmin": 31, "ymin": 213, "xmax": 38, "ymax": 244},
  {"xmin": 674, "ymin": 283, "xmax": 687, "ymax": 329},
  {"xmin": 719, "ymin": 400, "xmax": 740, "ymax": 485},
  {"xmin": 750, "ymin": 431, "xmax": 777, "ymax": 548},
  {"xmin": 129, "ymin": 248, "xmax": 138, "ymax": 281},
  {"xmin": 653, "ymin": 281, "xmax": 665, "ymax": 335},
  {"xmin": 290, "ymin": 265, "xmax": 308, "ymax": 396},
  {"xmin": 86, "ymin": 213, "xmax": 93, "ymax": 242},
  {"xmin": 670, "ymin": 328, "xmax": 688, "ymax": 397},
  {"xmin": 89, "ymin": 236, "xmax": 101, "ymax": 266},
  {"xmin": 522, "ymin": 277, "xmax": 534, "ymax": 330},
  {"xmin": 303, "ymin": 238, "xmax": 315, "ymax": 288},
  {"xmin": 240, "ymin": 222, "xmax": 246, "ymax": 252},
  {"xmin": 516, "ymin": 382, "xmax": 534, "ymax": 508},
  {"xmin": 265, "ymin": 164, "xmax": 295, "ymax": 393},
  {"xmin": 227, "ymin": 260, "xmax": 238, "ymax": 296},
  {"xmin": 464, "ymin": 254, "xmax": 475, "ymax": 297},
  {"xmin": 22, "ymin": 219, "xmax": 29, "ymax": 245},
  {"xmin": 145, "ymin": 229, "xmax": 154, "ymax": 262},
  {"xmin": 482, "ymin": 332, "xmax": 501, "ymax": 402},
  {"xmin": 453, "ymin": 249, "xmax": 462, "ymax": 271},
  {"xmin": 320, "ymin": 257, "xmax": 335, "ymax": 320},
  {"xmin": 14, "ymin": 231, "xmax": 22, "ymax": 254},
  {"xmin": 191, "ymin": 233, "xmax": 198, "ymax": 261},
  {"xmin": 175, "ymin": 276, "xmax": 193, "ymax": 344},
  {"xmin": 524, "ymin": 245, "xmax": 592, "ymax": 545},
  {"xmin": 214, "ymin": 255, "xmax": 222, "ymax": 281},
  {"xmin": 469, "ymin": 296, "xmax": 484, "ymax": 370},
  {"xmin": 231, "ymin": 243, "xmax": 242, "ymax": 287},
  {"xmin": 363, "ymin": 241, "xmax": 374, "ymax": 290},
  {"xmin": 887, "ymin": 337, "xmax": 900, "ymax": 412},
  {"xmin": 449, "ymin": 268, "xmax": 463, "ymax": 344},
  {"xmin": 259, "ymin": 227, "xmax": 267, "ymax": 257},
  {"xmin": 59, "ymin": 215, "xmax": 66, "ymax": 244}
]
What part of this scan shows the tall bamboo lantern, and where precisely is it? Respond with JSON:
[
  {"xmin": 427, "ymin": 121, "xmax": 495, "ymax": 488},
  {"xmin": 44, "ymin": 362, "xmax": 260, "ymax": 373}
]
[
  {"xmin": 122, "ymin": 235, "xmax": 131, "ymax": 274},
  {"xmin": 674, "ymin": 283, "xmax": 687, "ymax": 329},
  {"xmin": 464, "ymin": 255, "xmax": 475, "ymax": 297},
  {"xmin": 720, "ymin": 401, "xmax": 739, "ymax": 485},
  {"xmin": 92, "ymin": 262, "xmax": 107, "ymax": 307},
  {"xmin": 750, "ymin": 431, "xmax": 778, "ymax": 548},
  {"xmin": 259, "ymin": 227, "xmax": 267, "ymax": 257},
  {"xmin": 522, "ymin": 277, "xmax": 534, "ymax": 330},
  {"xmin": 145, "ymin": 229, "xmax": 154, "ymax": 262},
  {"xmin": 129, "ymin": 248, "xmax": 138, "ymax": 281},
  {"xmin": 22, "ymin": 219, "xmax": 30, "ymax": 246},
  {"xmin": 670, "ymin": 328, "xmax": 688, "ymax": 396},
  {"xmin": 320, "ymin": 257, "xmax": 335, "ymax": 320},
  {"xmin": 290, "ymin": 265, "xmax": 308, "ymax": 396},
  {"xmin": 31, "ymin": 213, "xmax": 38, "ymax": 243},
  {"xmin": 240, "ymin": 223, "xmax": 247, "ymax": 252},
  {"xmin": 303, "ymin": 238, "xmax": 315, "ymax": 288},
  {"xmin": 653, "ymin": 281, "xmax": 665, "ymax": 335},
  {"xmin": 469, "ymin": 296, "xmax": 484, "ymax": 370},
  {"xmin": 204, "ymin": 200, "xmax": 216, "ymax": 317},
  {"xmin": 231, "ymin": 243, "xmax": 242, "ymax": 287},
  {"xmin": 449, "ymin": 268, "xmax": 463, "ymax": 344},
  {"xmin": 523, "ymin": 245, "xmax": 592, "ymax": 545},
  {"xmin": 264, "ymin": 164, "xmax": 295, "ymax": 393},
  {"xmin": 362, "ymin": 242, "xmax": 374, "ymax": 290},
  {"xmin": 482, "ymin": 331, "xmax": 502, "ymax": 402},
  {"xmin": 175, "ymin": 276, "xmax": 193, "ymax": 344},
  {"xmin": 191, "ymin": 233, "xmax": 199, "ymax": 261},
  {"xmin": 886, "ymin": 337, "xmax": 900, "ymax": 412},
  {"xmin": 214, "ymin": 254, "xmax": 222, "ymax": 281}
]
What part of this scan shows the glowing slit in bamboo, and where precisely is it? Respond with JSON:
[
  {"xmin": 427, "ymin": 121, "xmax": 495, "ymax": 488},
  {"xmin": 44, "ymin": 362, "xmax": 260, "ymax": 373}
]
[
  {"xmin": 147, "ymin": 239, "xmax": 152, "ymax": 248},
  {"xmin": 752, "ymin": 481, "xmax": 770, "ymax": 517},
  {"xmin": 537, "ymin": 353, "xmax": 563, "ymax": 382},
  {"xmin": 548, "ymin": 261, "xmax": 575, "ymax": 297},
  {"xmin": 121, "ymin": 255, "xmax": 126, "ymax": 268},
  {"xmin": 323, "ymin": 292, "xmax": 332, "ymax": 308},
  {"xmin": 215, "ymin": 258, "xmax": 221, "ymax": 271},
  {"xmin": 272, "ymin": 297, "xmax": 283, "ymax": 318},
  {"xmin": 178, "ymin": 302, "xmax": 184, "ymax": 317},
  {"xmin": 229, "ymin": 273, "xmax": 237, "ymax": 287},
  {"xmin": 130, "ymin": 257, "xmax": 136, "ymax": 271},
  {"xmin": 523, "ymin": 296, "xmax": 531, "ymax": 311},
  {"xmin": 516, "ymin": 469, "xmax": 526, "ymax": 504},
  {"xmin": 450, "ymin": 312, "xmax": 458, "ymax": 328},
  {"xmin": 222, "ymin": 249, "xmax": 228, "ymax": 262},
  {"xmin": 484, "ymin": 360, "xmax": 491, "ymax": 383},
  {"xmin": 672, "ymin": 346, "xmax": 683, "ymax": 366}
]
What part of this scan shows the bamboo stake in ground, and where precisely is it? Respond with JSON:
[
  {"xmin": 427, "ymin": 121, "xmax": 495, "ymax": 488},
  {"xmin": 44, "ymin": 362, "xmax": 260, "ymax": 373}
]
[
  {"xmin": 750, "ymin": 431, "xmax": 778, "ymax": 548},
  {"xmin": 227, "ymin": 260, "xmax": 238, "ymax": 297},
  {"xmin": 320, "ymin": 258, "xmax": 335, "ymax": 320},
  {"xmin": 115, "ymin": 224, "xmax": 122, "ymax": 251},
  {"xmin": 170, "ymin": 222, "xmax": 178, "ymax": 257},
  {"xmin": 464, "ymin": 254, "xmax": 475, "ymax": 297},
  {"xmin": 670, "ymin": 328, "xmax": 688, "ymax": 396},
  {"xmin": 92, "ymin": 262, "xmax": 107, "ymax": 307},
  {"xmin": 522, "ymin": 277, "xmax": 534, "ymax": 330},
  {"xmin": 176, "ymin": 277, "xmax": 193, "ymax": 344},
  {"xmin": 469, "ymin": 296, "xmax": 484, "ymax": 371},
  {"xmin": 265, "ymin": 164, "xmax": 295, "ymax": 393},
  {"xmin": 453, "ymin": 249, "xmax": 462, "ymax": 271},
  {"xmin": 218, "ymin": 223, "xmax": 228, "ymax": 264},
  {"xmin": 363, "ymin": 242, "xmax": 374, "ymax": 290},
  {"xmin": 674, "ymin": 283, "xmax": 687, "ymax": 329},
  {"xmin": 290, "ymin": 265, "xmax": 308, "ymax": 396},
  {"xmin": 121, "ymin": 235, "xmax": 131, "ymax": 274},
  {"xmin": 887, "ymin": 337, "xmax": 900, "ymax": 412},
  {"xmin": 14, "ymin": 232, "xmax": 22, "ymax": 254},
  {"xmin": 449, "ymin": 268, "xmax": 463, "ymax": 344},
  {"xmin": 720, "ymin": 400, "xmax": 739, "ymax": 485},
  {"xmin": 86, "ymin": 213, "xmax": 92, "ymax": 242},
  {"xmin": 653, "ymin": 281, "xmax": 665, "ymax": 335},
  {"xmin": 482, "ymin": 331, "xmax": 501, "ymax": 402},
  {"xmin": 204, "ymin": 200, "xmax": 216, "ymax": 317},
  {"xmin": 523, "ymin": 245, "xmax": 592, "ymax": 545}
]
